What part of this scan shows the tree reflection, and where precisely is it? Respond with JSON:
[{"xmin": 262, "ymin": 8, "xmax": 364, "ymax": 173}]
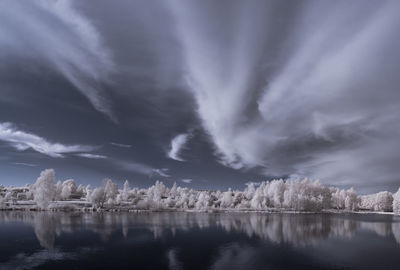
[{"xmin": 0, "ymin": 212, "xmax": 400, "ymax": 249}]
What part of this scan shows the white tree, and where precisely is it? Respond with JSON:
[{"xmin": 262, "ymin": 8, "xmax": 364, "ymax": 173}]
[
  {"xmin": 344, "ymin": 188, "xmax": 358, "ymax": 211},
  {"xmin": 32, "ymin": 169, "xmax": 56, "ymax": 209},
  {"xmin": 196, "ymin": 191, "xmax": 210, "ymax": 210},
  {"xmin": 54, "ymin": 181, "xmax": 63, "ymax": 201},
  {"xmin": 88, "ymin": 187, "xmax": 106, "ymax": 208},
  {"xmin": 61, "ymin": 179, "xmax": 77, "ymax": 200},
  {"xmin": 374, "ymin": 191, "xmax": 393, "ymax": 212},
  {"xmin": 244, "ymin": 183, "xmax": 256, "ymax": 200},
  {"xmin": 85, "ymin": 184, "xmax": 92, "ymax": 200},
  {"xmin": 76, "ymin": 184, "xmax": 85, "ymax": 198},
  {"xmin": 221, "ymin": 188, "xmax": 233, "ymax": 208},
  {"xmin": 104, "ymin": 179, "xmax": 118, "ymax": 205},
  {"xmin": 393, "ymin": 188, "xmax": 400, "ymax": 215},
  {"xmin": 121, "ymin": 180, "xmax": 131, "ymax": 201}
]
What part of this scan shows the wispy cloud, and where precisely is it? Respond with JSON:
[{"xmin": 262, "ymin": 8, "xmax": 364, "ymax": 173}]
[
  {"xmin": 0, "ymin": 122, "xmax": 97, "ymax": 158},
  {"xmin": 117, "ymin": 160, "xmax": 170, "ymax": 178},
  {"xmin": 110, "ymin": 142, "xmax": 132, "ymax": 148},
  {"xmin": 13, "ymin": 162, "xmax": 38, "ymax": 167},
  {"xmin": 168, "ymin": 133, "xmax": 189, "ymax": 161},
  {"xmin": 170, "ymin": 1, "xmax": 400, "ymax": 190},
  {"xmin": 152, "ymin": 168, "xmax": 170, "ymax": 178},
  {"xmin": 0, "ymin": 0, "xmax": 116, "ymax": 122},
  {"xmin": 181, "ymin": 179, "xmax": 192, "ymax": 184},
  {"xmin": 117, "ymin": 160, "xmax": 155, "ymax": 175},
  {"xmin": 76, "ymin": 153, "xmax": 107, "ymax": 159}
]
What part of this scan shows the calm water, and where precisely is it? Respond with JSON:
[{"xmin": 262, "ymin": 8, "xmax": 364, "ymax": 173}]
[{"xmin": 0, "ymin": 212, "xmax": 400, "ymax": 270}]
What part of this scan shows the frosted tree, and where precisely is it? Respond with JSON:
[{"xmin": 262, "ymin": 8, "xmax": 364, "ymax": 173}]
[
  {"xmin": 374, "ymin": 191, "xmax": 393, "ymax": 212},
  {"xmin": 393, "ymin": 188, "xmax": 400, "ymax": 215},
  {"xmin": 332, "ymin": 189, "xmax": 346, "ymax": 209},
  {"xmin": 195, "ymin": 191, "xmax": 210, "ymax": 210},
  {"xmin": 244, "ymin": 183, "xmax": 256, "ymax": 201},
  {"xmin": 32, "ymin": 169, "xmax": 56, "ymax": 209},
  {"xmin": 344, "ymin": 188, "xmax": 358, "ymax": 210},
  {"xmin": 121, "ymin": 180, "xmax": 131, "ymax": 201},
  {"xmin": 86, "ymin": 179, "xmax": 118, "ymax": 208},
  {"xmin": 76, "ymin": 184, "xmax": 85, "ymax": 198},
  {"xmin": 268, "ymin": 179, "xmax": 285, "ymax": 208},
  {"xmin": 251, "ymin": 187, "xmax": 264, "ymax": 209},
  {"xmin": 169, "ymin": 182, "xmax": 178, "ymax": 197},
  {"xmin": 85, "ymin": 184, "xmax": 92, "ymax": 200},
  {"xmin": 61, "ymin": 179, "xmax": 77, "ymax": 200},
  {"xmin": 104, "ymin": 179, "xmax": 118, "ymax": 205},
  {"xmin": 54, "ymin": 181, "xmax": 63, "ymax": 200},
  {"xmin": 87, "ymin": 187, "xmax": 106, "ymax": 208},
  {"xmin": 220, "ymin": 188, "xmax": 233, "ymax": 208}
]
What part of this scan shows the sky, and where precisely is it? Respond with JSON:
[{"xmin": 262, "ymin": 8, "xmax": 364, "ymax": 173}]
[{"xmin": 1, "ymin": 0, "xmax": 400, "ymax": 193}]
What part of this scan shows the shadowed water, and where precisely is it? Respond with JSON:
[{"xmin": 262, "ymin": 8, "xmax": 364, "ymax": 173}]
[{"xmin": 1, "ymin": 212, "xmax": 400, "ymax": 270}]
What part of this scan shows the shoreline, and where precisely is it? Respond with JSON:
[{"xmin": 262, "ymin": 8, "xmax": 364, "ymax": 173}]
[{"xmin": 0, "ymin": 206, "xmax": 398, "ymax": 216}]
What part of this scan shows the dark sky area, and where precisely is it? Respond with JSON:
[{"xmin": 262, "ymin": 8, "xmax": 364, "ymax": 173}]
[{"xmin": 1, "ymin": 0, "xmax": 399, "ymax": 193}]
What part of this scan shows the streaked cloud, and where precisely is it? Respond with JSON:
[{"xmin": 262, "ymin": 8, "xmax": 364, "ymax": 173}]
[
  {"xmin": 153, "ymin": 168, "xmax": 170, "ymax": 178},
  {"xmin": 170, "ymin": 1, "xmax": 400, "ymax": 190},
  {"xmin": 0, "ymin": 0, "xmax": 116, "ymax": 122},
  {"xmin": 181, "ymin": 179, "xmax": 192, "ymax": 184},
  {"xmin": 110, "ymin": 142, "xmax": 132, "ymax": 148},
  {"xmin": 117, "ymin": 160, "xmax": 155, "ymax": 176},
  {"xmin": 13, "ymin": 162, "xmax": 38, "ymax": 167},
  {"xmin": 76, "ymin": 153, "xmax": 107, "ymax": 159},
  {"xmin": 0, "ymin": 122, "xmax": 97, "ymax": 158},
  {"xmin": 167, "ymin": 133, "xmax": 189, "ymax": 162}
]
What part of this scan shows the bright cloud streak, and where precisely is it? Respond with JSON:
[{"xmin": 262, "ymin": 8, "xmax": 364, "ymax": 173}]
[
  {"xmin": 110, "ymin": 142, "xmax": 132, "ymax": 148},
  {"xmin": 0, "ymin": 122, "xmax": 97, "ymax": 158},
  {"xmin": 167, "ymin": 133, "xmax": 189, "ymax": 162},
  {"xmin": 170, "ymin": 1, "xmax": 400, "ymax": 189},
  {"xmin": 0, "ymin": 0, "xmax": 116, "ymax": 122},
  {"xmin": 181, "ymin": 179, "xmax": 192, "ymax": 184},
  {"xmin": 76, "ymin": 153, "xmax": 107, "ymax": 159}
]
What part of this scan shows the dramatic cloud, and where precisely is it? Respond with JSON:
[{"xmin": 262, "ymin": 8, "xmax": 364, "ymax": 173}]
[
  {"xmin": 168, "ymin": 134, "xmax": 189, "ymax": 162},
  {"xmin": 76, "ymin": 153, "xmax": 107, "ymax": 159},
  {"xmin": 170, "ymin": 0, "xmax": 400, "ymax": 189},
  {"xmin": 0, "ymin": 0, "xmax": 116, "ymax": 121},
  {"xmin": 1, "ymin": 1, "xmax": 400, "ymax": 191},
  {"xmin": 0, "ymin": 122, "xmax": 97, "ymax": 158}
]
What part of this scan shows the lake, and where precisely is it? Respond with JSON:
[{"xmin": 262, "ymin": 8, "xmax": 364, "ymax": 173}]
[{"xmin": 0, "ymin": 211, "xmax": 400, "ymax": 270}]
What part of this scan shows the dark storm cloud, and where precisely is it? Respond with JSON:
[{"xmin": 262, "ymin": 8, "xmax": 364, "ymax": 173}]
[{"xmin": 1, "ymin": 0, "xmax": 400, "ymax": 192}]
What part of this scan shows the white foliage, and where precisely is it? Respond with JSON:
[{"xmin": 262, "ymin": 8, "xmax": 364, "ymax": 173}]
[
  {"xmin": 88, "ymin": 187, "xmax": 106, "ymax": 208},
  {"xmin": 32, "ymin": 169, "xmax": 56, "ymax": 209},
  {"xmin": 60, "ymin": 179, "xmax": 77, "ymax": 200},
  {"xmin": 393, "ymin": 188, "xmax": 400, "ymax": 215},
  {"xmin": 7, "ymin": 168, "xmax": 400, "ymax": 213},
  {"xmin": 360, "ymin": 191, "xmax": 393, "ymax": 212},
  {"xmin": 121, "ymin": 180, "xmax": 130, "ymax": 201}
]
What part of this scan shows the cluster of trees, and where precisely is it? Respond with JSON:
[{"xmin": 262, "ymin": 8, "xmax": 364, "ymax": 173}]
[{"xmin": 1, "ymin": 169, "xmax": 400, "ymax": 214}]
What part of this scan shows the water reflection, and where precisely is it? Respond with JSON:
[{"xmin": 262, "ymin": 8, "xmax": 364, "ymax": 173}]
[{"xmin": 0, "ymin": 211, "xmax": 399, "ymax": 249}]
